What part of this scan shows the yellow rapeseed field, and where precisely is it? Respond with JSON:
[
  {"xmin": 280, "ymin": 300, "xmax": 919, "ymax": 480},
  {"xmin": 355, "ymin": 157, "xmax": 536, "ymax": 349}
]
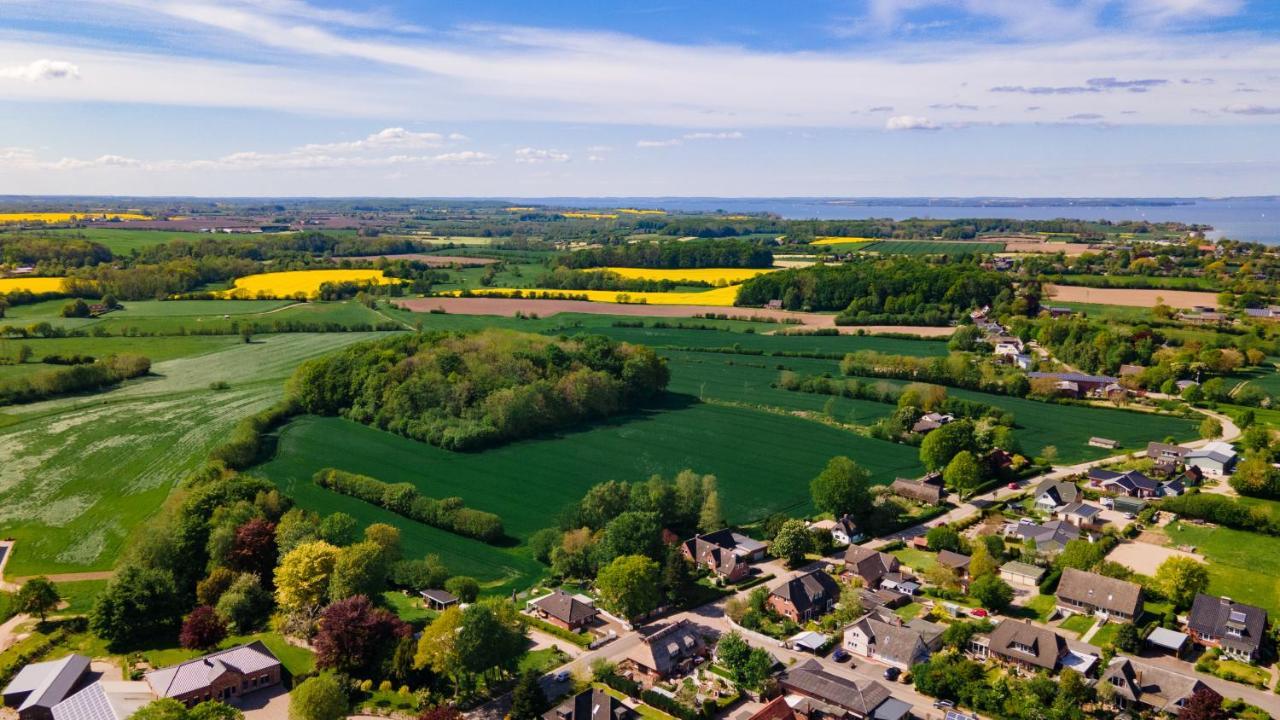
[
  {"xmin": 463, "ymin": 284, "xmax": 742, "ymax": 306},
  {"xmin": 601, "ymin": 267, "xmax": 775, "ymax": 284},
  {"xmin": 0, "ymin": 277, "xmax": 68, "ymax": 294},
  {"xmin": 811, "ymin": 236, "xmax": 878, "ymax": 246},
  {"xmin": 616, "ymin": 208, "xmax": 666, "ymax": 215},
  {"xmin": 218, "ymin": 269, "xmax": 400, "ymax": 299},
  {"xmin": 0, "ymin": 212, "xmax": 150, "ymax": 224},
  {"xmin": 561, "ymin": 211, "xmax": 619, "ymax": 220}
]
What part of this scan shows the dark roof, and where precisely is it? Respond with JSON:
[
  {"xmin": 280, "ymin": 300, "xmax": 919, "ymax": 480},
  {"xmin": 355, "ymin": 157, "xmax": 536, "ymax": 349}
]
[
  {"xmin": 1187, "ymin": 594, "xmax": 1268, "ymax": 656},
  {"xmin": 987, "ymin": 620, "xmax": 1066, "ymax": 671},
  {"xmin": 778, "ymin": 659, "xmax": 893, "ymax": 717},
  {"xmin": 624, "ymin": 620, "xmax": 706, "ymax": 675},
  {"xmin": 1016, "ymin": 520, "xmax": 1081, "ymax": 552},
  {"xmin": 1034, "ymin": 479, "xmax": 1079, "ymax": 506},
  {"xmin": 936, "ymin": 550, "xmax": 970, "ymax": 571},
  {"xmin": 771, "ymin": 570, "xmax": 840, "ymax": 615},
  {"xmin": 1091, "ymin": 469, "xmax": 1158, "ymax": 494},
  {"xmin": 889, "ymin": 478, "xmax": 944, "ymax": 505},
  {"xmin": 421, "ymin": 589, "xmax": 459, "ymax": 605},
  {"xmin": 1057, "ymin": 568, "xmax": 1143, "ymax": 617},
  {"xmin": 545, "ymin": 688, "xmax": 636, "ymax": 720},
  {"xmin": 1147, "ymin": 442, "xmax": 1189, "ymax": 460},
  {"xmin": 1101, "ymin": 657, "xmax": 1215, "ymax": 715},
  {"xmin": 145, "ymin": 642, "xmax": 280, "ymax": 699},
  {"xmin": 848, "ymin": 616, "xmax": 942, "ymax": 667},
  {"xmin": 844, "ymin": 546, "xmax": 900, "ymax": 584},
  {"xmin": 532, "ymin": 590, "xmax": 597, "ymax": 625},
  {"xmin": 2, "ymin": 655, "xmax": 91, "ymax": 713},
  {"xmin": 1028, "ymin": 371, "xmax": 1118, "ymax": 384}
]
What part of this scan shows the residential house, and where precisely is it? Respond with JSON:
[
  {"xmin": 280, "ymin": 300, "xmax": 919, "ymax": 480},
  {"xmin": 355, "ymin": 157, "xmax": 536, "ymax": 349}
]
[
  {"xmin": 145, "ymin": 642, "xmax": 282, "ymax": 707},
  {"xmin": 619, "ymin": 621, "xmax": 708, "ymax": 685},
  {"xmin": 681, "ymin": 529, "xmax": 767, "ymax": 582},
  {"xmin": 1147, "ymin": 442, "xmax": 1190, "ymax": 475},
  {"xmin": 888, "ymin": 477, "xmax": 944, "ymax": 505},
  {"xmin": 1185, "ymin": 441, "xmax": 1238, "ymax": 478},
  {"xmin": 421, "ymin": 589, "xmax": 459, "ymax": 611},
  {"xmin": 769, "ymin": 570, "xmax": 841, "ymax": 622},
  {"xmin": 1089, "ymin": 469, "xmax": 1160, "ymax": 498},
  {"xmin": 935, "ymin": 550, "xmax": 971, "ymax": 589},
  {"xmin": 911, "ymin": 412, "xmax": 954, "ymax": 434},
  {"xmin": 544, "ymin": 688, "xmax": 636, "ymax": 720},
  {"xmin": 843, "ymin": 615, "xmax": 944, "ymax": 670},
  {"xmin": 1187, "ymin": 594, "xmax": 1268, "ymax": 663},
  {"xmin": 1055, "ymin": 502, "xmax": 1104, "ymax": 530},
  {"xmin": 829, "ymin": 515, "xmax": 864, "ymax": 546},
  {"xmin": 999, "ymin": 561, "xmax": 1045, "ymax": 588},
  {"xmin": 1014, "ymin": 520, "xmax": 1082, "ymax": 555},
  {"xmin": 1056, "ymin": 568, "xmax": 1143, "ymax": 622},
  {"xmin": 842, "ymin": 546, "xmax": 900, "ymax": 588},
  {"xmin": 974, "ymin": 620, "xmax": 1067, "ymax": 673},
  {"xmin": 1027, "ymin": 372, "xmax": 1119, "ymax": 397},
  {"xmin": 744, "ymin": 696, "xmax": 800, "ymax": 720},
  {"xmin": 1033, "ymin": 479, "xmax": 1080, "ymax": 512},
  {"xmin": 528, "ymin": 589, "xmax": 599, "ymax": 632},
  {"xmin": 777, "ymin": 660, "xmax": 911, "ymax": 720},
  {"xmin": 50, "ymin": 683, "xmax": 154, "ymax": 720},
  {"xmin": 877, "ymin": 573, "xmax": 920, "ymax": 597},
  {"xmin": 2, "ymin": 655, "xmax": 91, "ymax": 720},
  {"xmin": 1100, "ymin": 657, "xmax": 1217, "ymax": 716}
]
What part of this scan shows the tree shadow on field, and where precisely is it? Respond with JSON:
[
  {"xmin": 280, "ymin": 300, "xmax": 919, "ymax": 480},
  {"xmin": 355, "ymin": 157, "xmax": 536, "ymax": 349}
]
[{"xmin": 526, "ymin": 391, "xmax": 701, "ymax": 443}]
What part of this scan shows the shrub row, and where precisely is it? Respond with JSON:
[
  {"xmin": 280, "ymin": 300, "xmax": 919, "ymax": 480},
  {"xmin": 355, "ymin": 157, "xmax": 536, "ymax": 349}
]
[
  {"xmin": 313, "ymin": 468, "xmax": 505, "ymax": 543},
  {"xmin": 209, "ymin": 399, "xmax": 299, "ymax": 470},
  {"xmin": 0, "ymin": 353, "xmax": 150, "ymax": 405},
  {"xmin": 521, "ymin": 614, "xmax": 592, "ymax": 648},
  {"xmin": 1158, "ymin": 493, "xmax": 1280, "ymax": 536}
]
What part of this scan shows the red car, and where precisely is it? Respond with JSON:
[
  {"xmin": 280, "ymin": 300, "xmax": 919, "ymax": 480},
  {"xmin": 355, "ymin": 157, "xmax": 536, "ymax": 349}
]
[
  {"xmin": 970, "ymin": 608, "xmax": 989, "ymax": 618},
  {"xmin": 1006, "ymin": 482, "xmax": 1019, "ymax": 490}
]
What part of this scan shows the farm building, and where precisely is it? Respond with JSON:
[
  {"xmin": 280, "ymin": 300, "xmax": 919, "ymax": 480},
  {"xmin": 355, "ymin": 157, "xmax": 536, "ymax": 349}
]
[
  {"xmin": 911, "ymin": 412, "xmax": 954, "ymax": 434},
  {"xmin": 2, "ymin": 655, "xmax": 91, "ymax": 720},
  {"xmin": 50, "ymin": 682, "xmax": 154, "ymax": 720},
  {"xmin": 888, "ymin": 477, "xmax": 944, "ymax": 505},
  {"xmin": 1088, "ymin": 437, "xmax": 1120, "ymax": 450},
  {"xmin": 1185, "ymin": 441, "xmax": 1238, "ymax": 478}
]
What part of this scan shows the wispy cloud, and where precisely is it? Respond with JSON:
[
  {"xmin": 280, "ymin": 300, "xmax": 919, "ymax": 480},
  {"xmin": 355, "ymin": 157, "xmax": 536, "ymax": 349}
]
[
  {"xmin": 514, "ymin": 147, "xmax": 570, "ymax": 163},
  {"xmin": 636, "ymin": 131, "xmax": 744, "ymax": 148},
  {"xmin": 886, "ymin": 115, "xmax": 938, "ymax": 131},
  {"xmin": 992, "ymin": 77, "xmax": 1168, "ymax": 95},
  {"xmin": 0, "ymin": 59, "xmax": 79, "ymax": 81},
  {"xmin": 1223, "ymin": 104, "xmax": 1280, "ymax": 115}
]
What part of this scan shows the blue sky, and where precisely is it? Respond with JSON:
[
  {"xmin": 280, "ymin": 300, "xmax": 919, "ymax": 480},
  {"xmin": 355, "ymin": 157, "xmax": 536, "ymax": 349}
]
[{"xmin": 0, "ymin": 0, "xmax": 1278, "ymax": 196}]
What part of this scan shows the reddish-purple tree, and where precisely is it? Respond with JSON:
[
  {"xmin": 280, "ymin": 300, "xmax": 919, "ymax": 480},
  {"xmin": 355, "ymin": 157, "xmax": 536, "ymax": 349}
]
[
  {"xmin": 179, "ymin": 605, "xmax": 228, "ymax": 650},
  {"xmin": 1180, "ymin": 688, "xmax": 1227, "ymax": 720},
  {"xmin": 228, "ymin": 517, "xmax": 278, "ymax": 580},
  {"xmin": 417, "ymin": 707, "xmax": 463, "ymax": 720},
  {"xmin": 313, "ymin": 595, "xmax": 409, "ymax": 675}
]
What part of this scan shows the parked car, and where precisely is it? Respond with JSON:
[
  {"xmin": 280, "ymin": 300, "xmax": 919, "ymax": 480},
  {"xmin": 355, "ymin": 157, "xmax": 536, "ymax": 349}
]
[
  {"xmin": 1101, "ymin": 498, "xmax": 1114, "ymax": 508},
  {"xmin": 831, "ymin": 648, "xmax": 850, "ymax": 663},
  {"xmin": 1007, "ymin": 482, "xmax": 1019, "ymax": 490},
  {"xmin": 1123, "ymin": 512, "xmax": 1135, "ymax": 520},
  {"xmin": 1018, "ymin": 518, "xmax": 1037, "ymax": 526},
  {"xmin": 883, "ymin": 667, "xmax": 901, "ymax": 682},
  {"xmin": 934, "ymin": 700, "xmax": 955, "ymax": 710},
  {"xmin": 970, "ymin": 608, "xmax": 989, "ymax": 618},
  {"xmin": 552, "ymin": 670, "xmax": 571, "ymax": 683}
]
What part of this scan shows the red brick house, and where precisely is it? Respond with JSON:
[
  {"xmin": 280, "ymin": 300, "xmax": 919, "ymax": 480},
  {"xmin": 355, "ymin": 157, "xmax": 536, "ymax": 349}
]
[{"xmin": 145, "ymin": 642, "xmax": 281, "ymax": 707}]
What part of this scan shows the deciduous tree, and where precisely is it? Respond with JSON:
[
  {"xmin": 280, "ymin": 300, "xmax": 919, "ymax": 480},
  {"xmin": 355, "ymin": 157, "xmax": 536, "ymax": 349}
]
[
  {"xmin": 180, "ymin": 606, "xmax": 227, "ymax": 650},
  {"xmin": 810, "ymin": 456, "xmax": 872, "ymax": 520},
  {"xmin": 596, "ymin": 555, "xmax": 661, "ymax": 620}
]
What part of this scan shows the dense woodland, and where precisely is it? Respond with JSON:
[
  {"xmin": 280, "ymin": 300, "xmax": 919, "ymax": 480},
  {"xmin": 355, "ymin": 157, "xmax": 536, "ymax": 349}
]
[
  {"xmin": 734, "ymin": 258, "xmax": 1012, "ymax": 324},
  {"xmin": 288, "ymin": 330, "xmax": 670, "ymax": 451}
]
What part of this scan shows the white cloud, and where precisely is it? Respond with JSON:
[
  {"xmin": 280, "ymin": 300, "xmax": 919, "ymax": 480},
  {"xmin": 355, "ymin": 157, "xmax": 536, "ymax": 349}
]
[
  {"xmin": 1223, "ymin": 104, "xmax": 1280, "ymax": 116},
  {"xmin": 1125, "ymin": 0, "xmax": 1244, "ymax": 23},
  {"xmin": 636, "ymin": 139, "xmax": 682, "ymax": 148},
  {"xmin": 49, "ymin": 154, "xmax": 142, "ymax": 170},
  {"xmin": 514, "ymin": 147, "xmax": 570, "ymax": 163},
  {"xmin": 886, "ymin": 115, "xmax": 939, "ymax": 131},
  {"xmin": 0, "ymin": 59, "xmax": 79, "ymax": 81},
  {"xmin": 637, "ymin": 131, "xmax": 744, "ymax": 148}
]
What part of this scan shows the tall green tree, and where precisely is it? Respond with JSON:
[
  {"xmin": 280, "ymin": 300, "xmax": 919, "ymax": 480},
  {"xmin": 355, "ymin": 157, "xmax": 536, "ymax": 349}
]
[
  {"xmin": 289, "ymin": 674, "xmax": 348, "ymax": 720},
  {"xmin": 919, "ymin": 420, "xmax": 976, "ymax": 471},
  {"xmin": 769, "ymin": 519, "xmax": 814, "ymax": 568},
  {"xmin": 596, "ymin": 555, "xmax": 661, "ymax": 620},
  {"xmin": 1153, "ymin": 556, "xmax": 1210, "ymax": 610},
  {"xmin": 16, "ymin": 578, "xmax": 60, "ymax": 622},
  {"xmin": 943, "ymin": 450, "xmax": 982, "ymax": 497},
  {"xmin": 509, "ymin": 671, "xmax": 550, "ymax": 720},
  {"xmin": 809, "ymin": 456, "xmax": 872, "ymax": 519}
]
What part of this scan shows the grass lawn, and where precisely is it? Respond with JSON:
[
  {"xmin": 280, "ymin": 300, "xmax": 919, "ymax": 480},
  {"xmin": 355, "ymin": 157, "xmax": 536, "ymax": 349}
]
[
  {"xmin": 1163, "ymin": 521, "xmax": 1280, "ymax": 616},
  {"xmin": 254, "ymin": 399, "xmax": 924, "ymax": 592},
  {"xmin": 55, "ymin": 579, "xmax": 108, "ymax": 616},
  {"xmin": 889, "ymin": 547, "xmax": 938, "ymax": 574},
  {"xmin": 382, "ymin": 591, "xmax": 437, "ymax": 625},
  {"xmin": 1059, "ymin": 614, "xmax": 1095, "ymax": 636},
  {"xmin": 1210, "ymin": 657, "xmax": 1271, "ymax": 688},
  {"xmin": 894, "ymin": 602, "xmax": 925, "ymax": 621},
  {"xmin": 1022, "ymin": 594, "xmax": 1058, "ymax": 622},
  {"xmin": 1090, "ymin": 622, "xmax": 1121, "ymax": 648},
  {"xmin": 518, "ymin": 647, "xmax": 569, "ymax": 675},
  {"xmin": 0, "ymin": 332, "xmax": 390, "ymax": 575},
  {"xmin": 358, "ymin": 689, "xmax": 419, "ymax": 713}
]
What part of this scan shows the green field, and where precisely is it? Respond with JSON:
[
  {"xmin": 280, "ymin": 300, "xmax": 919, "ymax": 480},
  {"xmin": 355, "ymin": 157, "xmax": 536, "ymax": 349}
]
[
  {"xmin": 0, "ymin": 331, "xmax": 391, "ymax": 576},
  {"xmin": 253, "ymin": 397, "xmax": 924, "ymax": 591},
  {"xmin": 26, "ymin": 228, "xmax": 210, "ymax": 254},
  {"xmin": 1050, "ymin": 302, "xmax": 1155, "ymax": 323},
  {"xmin": 859, "ymin": 241, "xmax": 1006, "ymax": 256},
  {"xmin": 1164, "ymin": 521, "xmax": 1280, "ymax": 616},
  {"xmin": 574, "ymin": 325, "xmax": 949, "ymax": 357},
  {"xmin": 2, "ymin": 298, "xmax": 403, "ymax": 335}
]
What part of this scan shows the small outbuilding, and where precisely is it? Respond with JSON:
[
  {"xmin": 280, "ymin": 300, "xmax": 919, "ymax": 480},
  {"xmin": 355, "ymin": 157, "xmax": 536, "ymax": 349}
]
[
  {"xmin": 1146, "ymin": 627, "xmax": 1190, "ymax": 658},
  {"xmin": 421, "ymin": 589, "xmax": 460, "ymax": 611}
]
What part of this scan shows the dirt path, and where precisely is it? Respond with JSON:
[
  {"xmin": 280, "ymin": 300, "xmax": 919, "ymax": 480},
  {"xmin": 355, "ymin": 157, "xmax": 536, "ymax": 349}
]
[
  {"xmin": 10, "ymin": 571, "xmax": 115, "ymax": 584},
  {"xmin": 394, "ymin": 297, "xmax": 955, "ymax": 337},
  {"xmin": 0, "ymin": 613, "xmax": 30, "ymax": 653}
]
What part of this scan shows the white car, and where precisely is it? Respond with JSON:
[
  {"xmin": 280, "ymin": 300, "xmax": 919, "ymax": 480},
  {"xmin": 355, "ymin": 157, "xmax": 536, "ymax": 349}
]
[{"xmin": 552, "ymin": 670, "xmax": 571, "ymax": 683}]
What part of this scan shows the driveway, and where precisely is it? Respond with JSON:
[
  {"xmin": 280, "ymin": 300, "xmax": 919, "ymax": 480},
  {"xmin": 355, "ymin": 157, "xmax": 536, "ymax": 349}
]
[{"xmin": 235, "ymin": 685, "xmax": 290, "ymax": 720}]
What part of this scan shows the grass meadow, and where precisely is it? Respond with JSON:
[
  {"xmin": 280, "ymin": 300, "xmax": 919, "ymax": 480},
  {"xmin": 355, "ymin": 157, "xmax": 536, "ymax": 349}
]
[
  {"xmin": 1163, "ymin": 521, "xmax": 1280, "ymax": 616},
  {"xmin": 859, "ymin": 241, "xmax": 1007, "ymax": 255},
  {"xmin": 0, "ymin": 332, "xmax": 390, "ymax": 576}
]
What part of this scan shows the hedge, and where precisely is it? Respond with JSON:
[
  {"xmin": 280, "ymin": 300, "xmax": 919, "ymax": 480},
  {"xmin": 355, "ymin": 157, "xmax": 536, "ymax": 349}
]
[
  {"xmin": 522, "ymin": 614, "xmax": 593, "ymax": 648},
  {"xmin": 314, "ymin": 467, "xmax": 505, "ymax": 543}
]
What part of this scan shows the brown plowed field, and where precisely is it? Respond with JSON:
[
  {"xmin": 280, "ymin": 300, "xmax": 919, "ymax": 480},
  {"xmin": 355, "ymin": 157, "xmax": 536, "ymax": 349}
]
[{"xmin": 1045, "ymin": 284, "xmax": 1220, "ymax": 308}]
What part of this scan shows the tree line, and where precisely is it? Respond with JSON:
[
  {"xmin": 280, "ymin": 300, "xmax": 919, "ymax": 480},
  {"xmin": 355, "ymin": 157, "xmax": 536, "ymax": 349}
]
[
  {"xmin": 555, "ymin": 239, "xmax": 773, "ymax": 269},
  {"xmin": 314, "ymin": 468, "xmax": 504, "ymax": 543},
  {"xmin": 0, "ymin": 353, "xmax": 150, "ymax": 405}
]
